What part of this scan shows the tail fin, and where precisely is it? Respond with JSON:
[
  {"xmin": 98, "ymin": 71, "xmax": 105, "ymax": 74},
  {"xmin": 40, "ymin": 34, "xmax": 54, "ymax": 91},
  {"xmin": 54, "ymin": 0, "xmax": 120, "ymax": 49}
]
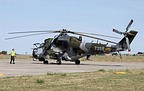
[{"xmin": 118, "ymin": 30, "xmax": 138, "ymax": 51}]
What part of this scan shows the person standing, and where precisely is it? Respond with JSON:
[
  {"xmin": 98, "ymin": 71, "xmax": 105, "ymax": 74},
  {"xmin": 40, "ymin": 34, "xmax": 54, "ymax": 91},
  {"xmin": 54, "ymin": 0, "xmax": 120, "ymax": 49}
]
[{"xmin": 10, "ymin": 49, "xmax": 16, "ymax": 64}]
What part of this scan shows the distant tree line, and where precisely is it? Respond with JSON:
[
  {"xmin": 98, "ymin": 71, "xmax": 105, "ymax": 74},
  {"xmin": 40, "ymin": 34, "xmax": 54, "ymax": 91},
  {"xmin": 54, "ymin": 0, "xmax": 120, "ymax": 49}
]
[{"xmin": 0, "ymin": 51, "xmax": 7, "ymax": 55}]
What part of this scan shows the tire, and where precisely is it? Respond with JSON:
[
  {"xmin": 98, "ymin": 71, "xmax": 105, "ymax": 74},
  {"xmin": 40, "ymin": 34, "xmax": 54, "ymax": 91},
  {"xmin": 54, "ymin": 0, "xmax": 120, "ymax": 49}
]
[
  {"xmin": 43, "ymin": 60, "xmax": 49, "ymax": 64},
  {"xmin": 75, "ymin": 60, "xmax": 80, "ymax": 65},
  {"xmin": 56, "ymin": 60, "xmax": 62, "ymax": 65}
]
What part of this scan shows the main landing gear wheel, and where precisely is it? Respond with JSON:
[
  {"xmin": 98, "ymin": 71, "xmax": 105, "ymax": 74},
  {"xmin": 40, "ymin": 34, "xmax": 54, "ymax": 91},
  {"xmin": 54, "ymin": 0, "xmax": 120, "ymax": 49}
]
[
  {"xmin": 56, "ymin": 56, "xmax": 62, "ymax": 65},
  {"xmin": 75, "ymin": 60, "xmax": 80, "ymax": 65},
  {"xmin": 43, "ymin": 60, "xmax": 49, "ymax": 64},
  {"xmin": 56, "ymin": 60, "xmax": 62, "ymax": 64}
]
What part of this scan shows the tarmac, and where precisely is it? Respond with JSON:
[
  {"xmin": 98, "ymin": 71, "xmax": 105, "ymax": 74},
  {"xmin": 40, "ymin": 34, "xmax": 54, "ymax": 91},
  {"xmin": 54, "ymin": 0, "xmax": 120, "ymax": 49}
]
[{"xmin": 0, "ymin": 59, "xmax": 144, "ymax": 77}]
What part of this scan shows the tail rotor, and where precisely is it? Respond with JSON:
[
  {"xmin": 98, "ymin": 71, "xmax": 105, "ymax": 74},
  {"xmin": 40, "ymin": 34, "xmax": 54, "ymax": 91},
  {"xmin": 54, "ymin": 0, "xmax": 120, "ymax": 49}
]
[{"xmin": 113, "ymin": 19, "xmax": 134, "ymax": 52}]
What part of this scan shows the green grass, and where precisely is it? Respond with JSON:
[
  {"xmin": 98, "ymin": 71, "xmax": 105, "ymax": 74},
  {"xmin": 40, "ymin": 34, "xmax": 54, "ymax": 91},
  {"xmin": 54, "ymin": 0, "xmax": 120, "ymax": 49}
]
[
  {"xmin": 36, "ymin": 79, "xmax": 45, "ymax": 84},
  {"xmin": 0, "ymin": 69, "xmax": 144, "ymax": 91},
  {"xmin": 81, "ymin": 55, "xmax": 144, "ymax": 62},
  {"xmin": 0, "ymin": 54, "xmax": 32, "ymax": 59}
]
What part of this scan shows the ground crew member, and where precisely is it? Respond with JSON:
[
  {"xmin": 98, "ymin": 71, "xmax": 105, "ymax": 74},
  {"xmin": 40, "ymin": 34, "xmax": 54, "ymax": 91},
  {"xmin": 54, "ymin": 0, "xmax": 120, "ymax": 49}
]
[{"xmin": 10, "ymin": 49, "xmax": 16, "ymax": 64}]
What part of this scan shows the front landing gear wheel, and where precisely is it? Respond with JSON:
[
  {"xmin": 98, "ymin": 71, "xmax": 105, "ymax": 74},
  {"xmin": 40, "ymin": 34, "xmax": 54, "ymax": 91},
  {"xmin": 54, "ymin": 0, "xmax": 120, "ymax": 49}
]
[
  {"xmin": 39, "ymin": 58, "xmax": 48, "ymax": 64},
  {"xmin": 75, "ymin": 60, "xmax": 80, "ymax": 65}
]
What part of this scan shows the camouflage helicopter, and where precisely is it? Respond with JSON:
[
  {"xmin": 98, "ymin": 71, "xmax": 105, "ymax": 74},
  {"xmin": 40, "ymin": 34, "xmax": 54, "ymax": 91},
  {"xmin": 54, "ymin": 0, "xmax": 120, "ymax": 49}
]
[{"xmin": 6, "ymin": 20, "xmax": 138, "ymax": 64}]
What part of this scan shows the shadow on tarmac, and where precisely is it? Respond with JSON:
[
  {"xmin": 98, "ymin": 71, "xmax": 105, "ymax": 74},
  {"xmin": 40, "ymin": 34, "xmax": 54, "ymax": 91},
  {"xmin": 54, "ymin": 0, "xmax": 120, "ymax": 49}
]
[{"xmin": 31, "ymin": 61, "xmax": 122, "ymax": 67}]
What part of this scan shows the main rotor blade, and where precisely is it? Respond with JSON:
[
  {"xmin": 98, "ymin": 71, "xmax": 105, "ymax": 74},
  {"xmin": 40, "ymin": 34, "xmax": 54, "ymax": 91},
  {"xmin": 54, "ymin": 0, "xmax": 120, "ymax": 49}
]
[
  {"xmin": 126, "ymin": 19, "xmax": 133, "ymax": 32},
  {"xmin": 113, "ymin": 29, "xmax": 123, "ymax": 35},
  {"xmin": 5, "ymin": 33, "xmax": 49, "ymax": 40},
  {"xmin": 8, "ymin": 30, "xmax": 61, "ymax": 34},
  {"xmin": 77, "ymin": 32, "xmax": 120, "ymax": 39},
  {"xmin": 69, "ymin": 31, "xmax": 117, "ymax": 44}
]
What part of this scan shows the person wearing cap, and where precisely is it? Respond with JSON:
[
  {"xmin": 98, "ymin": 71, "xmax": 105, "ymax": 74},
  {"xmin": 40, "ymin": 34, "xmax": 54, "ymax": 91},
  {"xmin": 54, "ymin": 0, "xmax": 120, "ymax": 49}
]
[{"xmin": 10, "ymin": 49, "xmax": 16, "ymax": 64}]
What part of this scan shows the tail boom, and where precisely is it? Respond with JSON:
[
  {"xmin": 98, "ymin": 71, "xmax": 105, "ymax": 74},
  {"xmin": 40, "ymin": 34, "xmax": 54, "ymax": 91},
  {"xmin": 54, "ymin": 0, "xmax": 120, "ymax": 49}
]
[{"xmin": 118, "ymin": 30, "xmax": 138, "ymax": 51}]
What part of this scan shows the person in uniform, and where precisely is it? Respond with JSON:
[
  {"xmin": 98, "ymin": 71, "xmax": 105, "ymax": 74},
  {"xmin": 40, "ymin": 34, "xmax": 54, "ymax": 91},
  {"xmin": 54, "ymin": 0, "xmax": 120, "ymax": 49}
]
[{"xmin": 10, "ymin": 49, "xmax": 16, "ymax": 64}]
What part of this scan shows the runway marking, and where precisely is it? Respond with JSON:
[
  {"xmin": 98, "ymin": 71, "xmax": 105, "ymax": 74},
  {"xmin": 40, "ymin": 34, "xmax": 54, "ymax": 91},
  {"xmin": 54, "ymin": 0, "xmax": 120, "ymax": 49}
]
[
  {"xmin": 0, "ymin": 73, "xmax": 4, "ymax": 76},
  {"xmin": 115, "ymin": 72, "xmax": 127, "ymax": 74}
]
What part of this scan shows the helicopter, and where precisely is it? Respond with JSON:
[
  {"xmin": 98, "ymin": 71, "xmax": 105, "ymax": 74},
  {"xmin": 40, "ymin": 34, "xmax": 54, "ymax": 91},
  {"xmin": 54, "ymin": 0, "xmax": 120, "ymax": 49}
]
[{"xmin": 6, "ymin": 19, "xmax": 138, "ymax": 64}]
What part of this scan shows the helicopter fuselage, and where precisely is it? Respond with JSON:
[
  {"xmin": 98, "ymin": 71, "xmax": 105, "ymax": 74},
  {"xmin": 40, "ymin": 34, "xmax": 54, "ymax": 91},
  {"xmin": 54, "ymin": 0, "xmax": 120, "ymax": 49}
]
[
  {"xmin": 6, "ymin": 20, "xmax": 138, "ymax": 65},
  {"xmin": 32, "ymin": 34, "xmax": 117, "ymax": 63}
]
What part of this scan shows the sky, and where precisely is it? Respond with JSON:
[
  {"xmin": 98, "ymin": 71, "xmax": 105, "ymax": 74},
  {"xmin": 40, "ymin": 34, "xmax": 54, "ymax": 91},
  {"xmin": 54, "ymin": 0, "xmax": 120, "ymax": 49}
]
[{"xmin": 0, "ymin": 0, "xmax": 144, "ymax": 54}]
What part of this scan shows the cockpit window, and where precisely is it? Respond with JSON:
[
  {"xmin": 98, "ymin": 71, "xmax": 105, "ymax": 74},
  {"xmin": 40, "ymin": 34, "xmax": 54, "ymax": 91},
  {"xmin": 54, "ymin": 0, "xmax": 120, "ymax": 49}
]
[{"xmin": 57, "ymin": 40, "xmax": 69, "ymax": 49}]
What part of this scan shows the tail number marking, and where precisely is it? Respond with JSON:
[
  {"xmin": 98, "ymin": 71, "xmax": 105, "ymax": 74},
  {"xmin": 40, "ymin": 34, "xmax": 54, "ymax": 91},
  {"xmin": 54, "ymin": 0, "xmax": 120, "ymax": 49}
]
[{"xmin": 94, "ymin": 46, "xmax": 104, "ymax": 51}]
